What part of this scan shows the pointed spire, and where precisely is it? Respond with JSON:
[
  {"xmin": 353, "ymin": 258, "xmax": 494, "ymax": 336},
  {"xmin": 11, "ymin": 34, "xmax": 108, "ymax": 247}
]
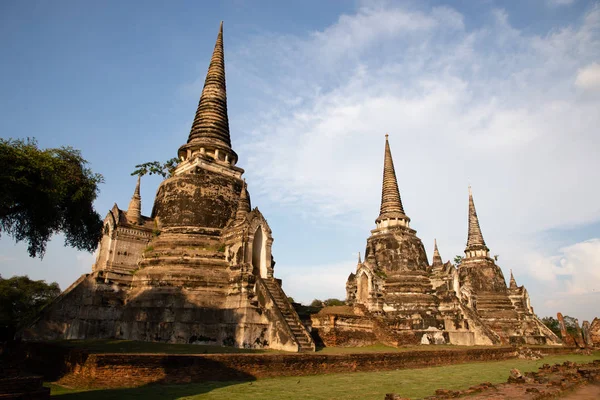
[
  {"xmin": 358, "ymin": 251, "xmax": 362, "ymax": 265},
  {"xmin": 235, "ymin": 180, "xmax": 251, "ymax": 221},
  {"xmin": 376, "ymin": 134, "xmax": 409, "ymax": 225},
  {"xmin": 180, "ymin": 22, "xmax": 237, "ymax": 163},
  {"xmin": 465, "ymin": 186, "xmax": 489, "ymax": 258},
  {"xmin": 127, "ymin": 176, "xmax": 142, "ymax": 224},
  {"xmin": 509, "ymin": 269, "xmax": 518, "ymax": 289},
  {"xmin": 432, "ymin": 239, "xmax": 443, "ymax": 266}
]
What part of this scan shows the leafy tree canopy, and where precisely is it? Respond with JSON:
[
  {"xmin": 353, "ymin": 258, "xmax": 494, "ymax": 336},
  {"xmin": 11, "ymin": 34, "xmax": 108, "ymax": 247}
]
[
  {"xmin": 0, "ymin": 138, "xmax": 104, "ymax": 257},
  {"xmin": 541, "ymin": 316, "xmax": 561, "ymax": 337},
  {"xmin": 323, "ymin": 298, "xmax": 345, "ymax": 306},
  {"xmin": 131, "ymin": 158, "xmax": 179, "ymax": 178},
  {"xmin": 541, "ymin": 315, "xmax": 579, "ymax": 337},
  {"xmin": 0, "ymin": 275, "xmax": 60, "ymax": 335},
  {"xmin": 310, "ymin": 298, "xmax": 346, "ymax": 307},
  {"xmin": 310, "ymin": 299, "xmax": 323, "ymax": 307}
]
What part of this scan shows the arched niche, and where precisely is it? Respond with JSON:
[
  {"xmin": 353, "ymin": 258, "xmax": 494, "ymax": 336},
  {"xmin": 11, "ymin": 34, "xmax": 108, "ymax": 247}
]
[
  {"xmin": 251, "ymin": 226, "xmax": 268, "ymax": 278},
  {"xmin": 357, "ymin": 272, "xmax": 369, "ymax": 303}
]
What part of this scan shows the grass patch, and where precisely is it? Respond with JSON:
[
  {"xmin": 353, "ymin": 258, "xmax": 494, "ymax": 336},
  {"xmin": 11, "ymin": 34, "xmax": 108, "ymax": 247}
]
[
  {"xmin": 48, "ymin": 351, "xmax": 600, "ymax": 399},
  {"xmin": 314, "ymin": 344, "xmax": 503, "ymax": 354},
  {"xmin": 49, "ymin": 339, "xmax": 281, "ymax": 354}
]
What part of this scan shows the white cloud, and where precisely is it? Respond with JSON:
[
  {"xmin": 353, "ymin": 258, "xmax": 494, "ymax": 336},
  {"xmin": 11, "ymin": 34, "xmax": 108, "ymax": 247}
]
[
  {"xmin": 575, "ymin": 62, "xmax": 600, "ymax": 90},
  {"xmin": 227, "ymin": 3, "xmax": 600, "ymax": 318},
  {"xmin": 521, "ymin": 239, "xmax": 600, "ymax": 320},
  {"xmin": 278, "ymin": 260, "xmax": 352, "ymax": 304},
  {"xmin": 234, "ymin": 3, "xmax": 600, "ymax": 232}
]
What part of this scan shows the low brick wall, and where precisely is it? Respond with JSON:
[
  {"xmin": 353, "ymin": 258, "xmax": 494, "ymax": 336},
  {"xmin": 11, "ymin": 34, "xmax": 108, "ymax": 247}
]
[{"xmin": 58, "ymin": 347, "xmax": 532, "ymax": 388}]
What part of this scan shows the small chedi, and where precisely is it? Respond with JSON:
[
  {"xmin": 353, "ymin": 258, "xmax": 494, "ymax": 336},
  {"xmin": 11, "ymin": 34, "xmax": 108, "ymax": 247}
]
[
  {"xmin": 25, "ymin": 23, "xmax": 315, "ymax": 352},
  {"xmin": 312, "ymin": 135, "xmax": 561, "ymax": 347}
]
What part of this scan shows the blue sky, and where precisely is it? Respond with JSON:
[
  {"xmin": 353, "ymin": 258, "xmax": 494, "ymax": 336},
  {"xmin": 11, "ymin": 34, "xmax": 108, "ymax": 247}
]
[{"xmin": 1, "ymin": 0, "xmax": 599, "ymax": 321}]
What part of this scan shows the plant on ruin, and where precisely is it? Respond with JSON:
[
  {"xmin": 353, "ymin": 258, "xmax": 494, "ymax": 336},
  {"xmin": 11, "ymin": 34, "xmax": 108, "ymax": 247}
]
[
  {"xmin": 0, "ymin": 138, "xmax": 104, "ymax": 257},
  {"xmin": 131, "ymin": 158, "xmax": 179, "ymax": 178},
  {"xmin": 454, "ymin": 255, "xmax": 463, "ymax": 265}
]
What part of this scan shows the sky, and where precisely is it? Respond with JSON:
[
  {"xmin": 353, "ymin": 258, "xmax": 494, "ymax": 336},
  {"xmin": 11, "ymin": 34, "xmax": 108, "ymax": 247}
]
[{"xmin": 1, "ymin": 0, "xmax": 599, "ymax": 321}]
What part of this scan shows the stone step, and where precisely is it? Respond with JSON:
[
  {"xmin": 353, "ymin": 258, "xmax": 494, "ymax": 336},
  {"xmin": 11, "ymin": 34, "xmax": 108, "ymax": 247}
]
[{"xmin": 262, "ymin": 278, "xmax": 314, "ymax": 351}]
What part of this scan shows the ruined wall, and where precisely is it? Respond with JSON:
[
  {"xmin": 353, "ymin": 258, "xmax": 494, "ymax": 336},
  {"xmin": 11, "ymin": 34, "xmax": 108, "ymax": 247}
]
[
  {"xmin": 24, "ymin": 276, "xmax": 126, "ymax": 341},
  {"xmin": 55, "ymin": 348, "xmax": 527, "ymax": 389},
  {"xmin": 311, "ymin": 307, "xmax": 378, "ymax": 347}
]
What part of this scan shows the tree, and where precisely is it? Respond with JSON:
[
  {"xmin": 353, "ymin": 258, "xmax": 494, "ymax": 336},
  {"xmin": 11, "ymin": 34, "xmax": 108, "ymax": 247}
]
[
  {"xmin": 562, "ymin": 315, "xmax": 580, "ymax": 336},
  {"xmin": 310, "ymin": 299, "xmax": 323, "ymax": 307},
  {"xmin": 131, "ymin": 158, "xmax": 179, "ymax": 178},
  {"xmin": 0, "ymin": 275, "xmax": 60, "ymax": 338},
  {"xmin": 453, "ymin": 255, "xmax": 463, "ymax": 265},
  {"xmin": 541, "ymin": 316, "xmax": 561, "ymax": 336},
  {"xmin": 323, "ymin": 298, "xmax": 345, "ymax": 306},
  {"xmin": 0, "ymin": 138, "xmax": 104, "ymax": 257},
  {"xmin": 541, "ymin": 315, "xmax": 579, "ymax": 337}
]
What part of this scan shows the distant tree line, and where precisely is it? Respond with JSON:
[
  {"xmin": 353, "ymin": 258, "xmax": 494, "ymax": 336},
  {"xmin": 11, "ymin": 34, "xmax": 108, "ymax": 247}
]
[
  {"xmin": 541, "ymin": 315, "xmax": 579, "ymax": 337},
  {"xmin": 0, "ymin": 275, "xmax": 60, "ymax": 341}
]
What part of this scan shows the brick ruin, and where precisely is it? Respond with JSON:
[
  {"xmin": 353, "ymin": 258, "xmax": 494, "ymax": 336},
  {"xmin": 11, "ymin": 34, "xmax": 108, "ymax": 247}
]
[
  {"xmin": 312, "ymin": 135, "xmax": 562, "ymax": 347},
  {"xmin": 24, "ymin": 23, "xmax": 314, "ymax": 352}
]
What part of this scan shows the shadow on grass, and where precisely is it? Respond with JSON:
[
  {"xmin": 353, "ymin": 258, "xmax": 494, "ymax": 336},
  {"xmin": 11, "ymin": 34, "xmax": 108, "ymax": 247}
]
[
  {"xmin": 50, "ymin": 352, "xmax": 257, "ymax": 399},
  {"xmin": 51, "ymin": 380, "xmax": 252, "ymax": 399}
]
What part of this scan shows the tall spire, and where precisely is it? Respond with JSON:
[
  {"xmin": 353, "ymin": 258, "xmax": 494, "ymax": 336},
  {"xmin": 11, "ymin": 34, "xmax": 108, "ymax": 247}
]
[
  {"xmin": 127, "ymin": 176, "xmax": 142, "ymax": 224},
  {"xmin": 376, "ymin": 134, "xmax": 409, "ymax": 225},
  {"xmin": 180, "ymin": 22, "xmax": 237, "ymax": 163},
  {"xmin": 235, "ymin": 180, "xmax": 251, "ymax": 221},
  {"xmin": 509, "ymin": 270, "xmax": 518, "ymax": 289},
  {"xmin": 432, "ymin": 239, "xmax": 443, "ymax": 266},
  {"xmin": 358, "ymin": 251, "xmax": 362, "ymax": 265},
  {"xmin": 465, "ymin": 186, "xmax": 489, "ymax": 258}
]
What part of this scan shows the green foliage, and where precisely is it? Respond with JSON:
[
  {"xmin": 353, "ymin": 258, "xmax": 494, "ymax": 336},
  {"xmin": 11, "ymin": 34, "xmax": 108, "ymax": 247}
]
[
  {"xmin": 323, "ymin": 298, "xmax": 345, "ymax": 306},
  {"xmin": 131, "ymin": 158, "xmax": 179, "ymax": 178},
  {"xmin": 0, "ymin": 138, "xmax": 104, "ymax": 257},
  {"xmin": 309, "ymin": 298, "xmax": 345, "ymax": 307},
  {"xmin": 541, "ymin": 316, "xmax": 561, "ymax": 336},
  {"xmin": 287, "ymin": 297, "xmax": 295, "ymax": 304},
  {"xmin": 561, "ymin": 315, "xmax": 580, "ymax": 336},
  {"xmin": 0, "ymin": 275, "xmax": 60, "ymax": 332},
  {"xmin": 541, "ymin": 315, "xmax": 580, "ymax": 337},
  {"xmin": 310, "ymin": 299, "xmax": 323, "ymax": 307},
  {"xmin": 453, "ymin": 255, "xmax": 463, "ymax": 265}
]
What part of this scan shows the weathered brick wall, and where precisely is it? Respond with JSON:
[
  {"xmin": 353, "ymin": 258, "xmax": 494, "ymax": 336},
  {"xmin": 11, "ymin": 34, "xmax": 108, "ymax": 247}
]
[{"xmin": 56, "ymin": 347, "xmax": 536, "ymax": 388}]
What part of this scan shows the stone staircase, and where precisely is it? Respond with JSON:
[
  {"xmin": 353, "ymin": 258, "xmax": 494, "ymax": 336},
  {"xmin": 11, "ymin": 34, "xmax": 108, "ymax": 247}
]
[{"xmin": 262, "ymin": 278, "xmax": 315, "ymax": 352}]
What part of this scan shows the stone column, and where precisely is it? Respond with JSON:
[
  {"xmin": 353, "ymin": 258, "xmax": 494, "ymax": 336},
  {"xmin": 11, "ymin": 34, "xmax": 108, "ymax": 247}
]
[
  {"xmin": 582, "ymin": 321, "xmax": 594, "ymax": 347},
  {"xmin": 557, "ymin": 312, "xmax": 576, "ymax": 347}
]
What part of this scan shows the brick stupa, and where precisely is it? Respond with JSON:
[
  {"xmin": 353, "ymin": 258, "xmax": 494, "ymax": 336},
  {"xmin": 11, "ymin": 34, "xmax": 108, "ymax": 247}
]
[
  {"xmin": 25, "ymin": 23, "xmax": 314, "ymax": 352},
  {"xmin": 315, "ymin": 136, "xmax": 561, "ymax": 347}
]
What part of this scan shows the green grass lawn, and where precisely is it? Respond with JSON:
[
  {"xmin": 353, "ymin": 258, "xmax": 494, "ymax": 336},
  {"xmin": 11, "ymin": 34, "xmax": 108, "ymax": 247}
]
[{"xmin": 47, "ymin": 351, "xmax": 600, "ymax": 399}]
